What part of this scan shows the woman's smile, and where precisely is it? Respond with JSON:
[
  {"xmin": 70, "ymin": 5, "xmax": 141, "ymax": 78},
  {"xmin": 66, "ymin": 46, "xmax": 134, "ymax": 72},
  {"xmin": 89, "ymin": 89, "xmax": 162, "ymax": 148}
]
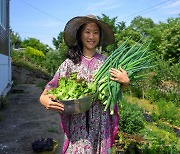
[{"xmin": 81, "ymin": 22, "xmax": 100, "ymax": 51}]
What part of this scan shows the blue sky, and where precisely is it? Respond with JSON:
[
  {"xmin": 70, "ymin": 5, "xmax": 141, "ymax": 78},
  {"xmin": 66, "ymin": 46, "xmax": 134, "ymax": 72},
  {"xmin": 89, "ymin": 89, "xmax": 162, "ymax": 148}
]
[{"xmin": 10, "ymin": 0, "xmax": 180, "ymax": 49}]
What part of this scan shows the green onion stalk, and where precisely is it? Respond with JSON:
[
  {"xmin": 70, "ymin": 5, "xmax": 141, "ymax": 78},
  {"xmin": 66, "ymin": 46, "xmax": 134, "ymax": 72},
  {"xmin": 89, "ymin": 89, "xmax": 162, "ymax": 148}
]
[{"xmin": 93, "ymin": 39, "xmax": 155, "ymax": 115}]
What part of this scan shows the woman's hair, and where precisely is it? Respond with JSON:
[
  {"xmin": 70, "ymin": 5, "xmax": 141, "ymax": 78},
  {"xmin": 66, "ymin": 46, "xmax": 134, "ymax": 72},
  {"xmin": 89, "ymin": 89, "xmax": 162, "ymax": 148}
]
[
  {"xmin": 66, "ymin": 23, "xmax": 101, "ymax": 64},
  {"xmin": 66, "ymin": 25, "xmax": 84, "ymax": 64}
]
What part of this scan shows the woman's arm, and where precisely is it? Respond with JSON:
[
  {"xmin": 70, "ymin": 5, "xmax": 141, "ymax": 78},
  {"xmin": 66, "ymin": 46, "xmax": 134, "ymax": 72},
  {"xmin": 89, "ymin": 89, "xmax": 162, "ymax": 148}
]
[
  {"xmin": 40, "ymin": 89, "xmax": 64, "ymax": 112},
  {"xmin": 39, "ymin": 59, "xmax": 74, "ymax": 113},
  {"xmin": 109, "ymin": 67, "xmax": 130, "ymax": 91}
]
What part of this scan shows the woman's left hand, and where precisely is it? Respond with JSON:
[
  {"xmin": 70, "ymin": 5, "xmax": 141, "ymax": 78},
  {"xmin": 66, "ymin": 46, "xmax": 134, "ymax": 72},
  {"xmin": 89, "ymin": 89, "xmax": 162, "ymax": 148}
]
[{"xmin": 109, "ymin": 67, "xmax": 130, "ymax": 86}]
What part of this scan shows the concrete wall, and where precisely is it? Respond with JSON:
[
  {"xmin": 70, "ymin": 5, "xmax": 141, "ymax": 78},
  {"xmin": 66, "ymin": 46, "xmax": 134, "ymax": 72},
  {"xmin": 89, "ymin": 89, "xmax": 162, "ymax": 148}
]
[
  {"xmin": 0, "ymin": 0, "xmax": 11, "ymax": 97},
  {"xmin": 0, "ymin": 54, "xmax": 12, "ymax": 96}
]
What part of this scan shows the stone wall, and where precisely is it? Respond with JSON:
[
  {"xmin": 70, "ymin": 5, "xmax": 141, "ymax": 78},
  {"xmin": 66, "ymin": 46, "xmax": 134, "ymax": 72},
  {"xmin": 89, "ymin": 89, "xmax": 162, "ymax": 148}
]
[{"xmin": 12, "ymin": 64, "xmax": 51, "ymax": 84}]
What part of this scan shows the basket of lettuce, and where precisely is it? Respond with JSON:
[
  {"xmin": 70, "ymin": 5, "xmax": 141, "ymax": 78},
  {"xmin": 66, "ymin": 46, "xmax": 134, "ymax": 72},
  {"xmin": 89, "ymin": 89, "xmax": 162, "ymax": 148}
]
[{"xmin": 48, "ymin": 72, "xmax": 96, "ymax": 114}]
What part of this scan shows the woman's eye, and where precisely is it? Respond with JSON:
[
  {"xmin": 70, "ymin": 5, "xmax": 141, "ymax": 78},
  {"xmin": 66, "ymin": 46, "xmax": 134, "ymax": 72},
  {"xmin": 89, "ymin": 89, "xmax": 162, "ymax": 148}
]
[{"xmin": 94, "ymin": 31, "xmax": 99, "ymax": 34}]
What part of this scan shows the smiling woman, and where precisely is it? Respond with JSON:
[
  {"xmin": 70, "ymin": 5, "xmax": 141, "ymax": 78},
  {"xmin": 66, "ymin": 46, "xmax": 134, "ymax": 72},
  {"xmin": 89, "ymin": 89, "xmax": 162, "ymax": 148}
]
[{"xmin": 39, "ymin": 14, "xmax": 129, "ymax": 154}]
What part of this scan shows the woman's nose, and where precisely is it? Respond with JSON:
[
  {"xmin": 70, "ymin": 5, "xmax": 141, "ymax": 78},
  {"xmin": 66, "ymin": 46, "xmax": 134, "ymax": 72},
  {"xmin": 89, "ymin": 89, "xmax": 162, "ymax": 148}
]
[{"xmin": 89, "ymin": 33, "xmax": 94, "ymax": 39}]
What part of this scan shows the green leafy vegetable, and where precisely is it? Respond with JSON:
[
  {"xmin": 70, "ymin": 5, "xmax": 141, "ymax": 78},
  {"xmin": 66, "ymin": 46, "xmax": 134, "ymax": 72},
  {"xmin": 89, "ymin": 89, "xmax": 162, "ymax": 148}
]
[
  {"xmin": 48, "ymin": 72, "xmax": 96, "ymax": 100},
  {"xmin": 93, "ymin": 39, "xmax": 155, "ymax": 114}
]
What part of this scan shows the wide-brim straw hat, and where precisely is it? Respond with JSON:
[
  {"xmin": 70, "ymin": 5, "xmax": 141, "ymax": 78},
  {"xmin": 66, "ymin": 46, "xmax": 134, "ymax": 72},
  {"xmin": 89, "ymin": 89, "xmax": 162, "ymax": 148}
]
[{"xmin": 64, "ymin": 15, "xmax": 115, "ymax": 47}]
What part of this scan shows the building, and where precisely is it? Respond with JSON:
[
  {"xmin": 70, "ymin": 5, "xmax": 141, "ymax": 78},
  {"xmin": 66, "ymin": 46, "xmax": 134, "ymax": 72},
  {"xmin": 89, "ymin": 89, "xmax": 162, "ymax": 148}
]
[{"xmin": 0, "ymin": 0, "xmax": 12, "ymax": 97}]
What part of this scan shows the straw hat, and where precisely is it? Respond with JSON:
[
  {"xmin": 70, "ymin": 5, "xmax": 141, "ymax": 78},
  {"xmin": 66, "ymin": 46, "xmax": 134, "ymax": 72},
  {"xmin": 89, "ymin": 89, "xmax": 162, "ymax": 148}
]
[{"xmin": 64, "ymin": 15, "xmax": 115, "ymax": 47}]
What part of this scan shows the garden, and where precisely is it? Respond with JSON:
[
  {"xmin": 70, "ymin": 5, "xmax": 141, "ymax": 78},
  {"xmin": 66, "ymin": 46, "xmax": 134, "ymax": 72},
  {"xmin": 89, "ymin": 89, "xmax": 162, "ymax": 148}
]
[{"xmin": 10, "ymin": 14, "xmax": 180, "ymax": 153}]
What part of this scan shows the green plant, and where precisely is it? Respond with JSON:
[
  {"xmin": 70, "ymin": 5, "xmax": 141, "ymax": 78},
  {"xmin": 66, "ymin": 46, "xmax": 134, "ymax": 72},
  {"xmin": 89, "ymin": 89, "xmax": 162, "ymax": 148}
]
[
  {"xmin": 11, "ymin": 49, "xmax": 24, "ymax": 60},
  {"xmin": 151, "ymin": 111, "xmax": 159, "ymax": 122},
  {"xmin": 48, "ymin": 72, "xmax": 96, "ymax": 100},
  {"xmin": 128, "ymin": 56, "xmax": 180, "ymax": 106},
  {"xmin": 156, "ymin": 123, "xmax": 174, "ymax": 134},
  {"xmin": 94, "ymin": 39, "xmax": 155, "ymax": 114},
  {"xmin": 42, "ymin": 50, "xmax": 66, "ymax": 76},
  {"xmin": 118, "ymin": 100, "xmax": 145, "ymax": 134},
  {"xmin": 25, "ymin": 46, "xmax": 45, "ymax": 62},
  {"xmin": 145, "ymin": 88, "xmax": 162, "ymax": 102},
  {"xmin": 157, "ymin": 17, "xmax": 180, "ymax": 64},
  {"xmin": 112, "ymin": 131, "xmax": 145, "ymax": 153},
  {"xmin": 140, "ymin": 124, "xmax": 179, "ymax": 153},
  {"xmin": 157, "ymin": 99, "xmax": 180, "ymax": 126}
]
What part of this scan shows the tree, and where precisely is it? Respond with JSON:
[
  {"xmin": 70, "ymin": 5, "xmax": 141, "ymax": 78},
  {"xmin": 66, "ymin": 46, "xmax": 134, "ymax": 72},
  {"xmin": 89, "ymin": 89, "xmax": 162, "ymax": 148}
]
[
  {"xmin": 116, "ymin": 27, "xmax": 142, "ymax": 47},
  {"xmin": 21, "ymin": 38, "xmax": 50, "ymax": 54},
  {"xmin": 97, "ymin": 14, "xmax": 127, "ymax": 54},
  {"xmin": 10, "ymin": 29, "xmax": 22, "ymax": 49},
  {"xmin": 148, "ymin": 25, "xmax": 163, "ymax": 52},
  {"xmin": 52, "ymin": 32, "xmax": 65, "ymax": 50},
  {"xmin": 130, "ymin": 16, "xmax": 155, "ymax": 37},
  {"xmin": 97, "ymin": 13, "xmax": 117, "ymax": 32},
  {"xmin": 116, "ymin": 21, "xmax": 126, "ymax": 33},
  {"xmin": 158, "ymin": 17, "xmax": 180, "ymax": 63}
]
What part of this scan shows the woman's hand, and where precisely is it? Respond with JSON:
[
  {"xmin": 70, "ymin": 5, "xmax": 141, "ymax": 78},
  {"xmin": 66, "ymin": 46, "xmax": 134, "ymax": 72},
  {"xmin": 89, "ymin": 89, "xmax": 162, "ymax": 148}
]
[
  {"xmin": 109, "ymin": 67, "xmax": 130, "ymax": 90},
  {"xmin": 39, "ymin": 89, "xmax": 64, "ymax": 113}
]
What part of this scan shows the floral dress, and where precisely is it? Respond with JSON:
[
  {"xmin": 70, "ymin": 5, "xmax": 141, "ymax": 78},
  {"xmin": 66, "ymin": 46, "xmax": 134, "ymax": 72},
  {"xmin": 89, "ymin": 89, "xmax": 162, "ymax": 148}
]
[{"xmin": 45, "ymin": 53, "xmax": 120, "ymax": 154}]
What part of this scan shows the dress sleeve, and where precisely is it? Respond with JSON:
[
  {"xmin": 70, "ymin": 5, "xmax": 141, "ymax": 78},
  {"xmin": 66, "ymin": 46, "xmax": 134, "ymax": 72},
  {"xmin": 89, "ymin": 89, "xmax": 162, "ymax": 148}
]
[{"xmin": 45, "ymin": 59, "xmax": 73, "ymax": 90}]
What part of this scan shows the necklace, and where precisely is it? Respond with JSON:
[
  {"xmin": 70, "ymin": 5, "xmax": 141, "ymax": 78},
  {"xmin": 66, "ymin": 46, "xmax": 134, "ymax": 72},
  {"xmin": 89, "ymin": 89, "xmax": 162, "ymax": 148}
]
[{"xmin": 82, "ymin": 53, "xmax": 96, "ymax": 59}]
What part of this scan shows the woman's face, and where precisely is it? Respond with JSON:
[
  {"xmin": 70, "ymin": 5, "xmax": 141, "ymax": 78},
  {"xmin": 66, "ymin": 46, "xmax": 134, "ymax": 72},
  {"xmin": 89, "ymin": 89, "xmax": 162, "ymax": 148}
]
[{"xmin": 81, "ymin": 22, "xmax": 100, "ymax": 51}]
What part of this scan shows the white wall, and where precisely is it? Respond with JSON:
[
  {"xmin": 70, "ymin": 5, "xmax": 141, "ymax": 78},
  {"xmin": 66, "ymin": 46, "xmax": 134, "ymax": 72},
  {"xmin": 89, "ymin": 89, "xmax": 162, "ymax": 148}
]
[{"xmin": 0, "ymin": 54, "xmax": 12, "ymax": 96}]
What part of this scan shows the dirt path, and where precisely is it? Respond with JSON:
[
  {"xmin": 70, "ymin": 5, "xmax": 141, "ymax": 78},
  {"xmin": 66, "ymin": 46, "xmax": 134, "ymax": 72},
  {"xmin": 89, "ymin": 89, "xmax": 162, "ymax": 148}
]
[{"xmin": 0, "ymin": 84, "xmax": 64, "ymax": 154}]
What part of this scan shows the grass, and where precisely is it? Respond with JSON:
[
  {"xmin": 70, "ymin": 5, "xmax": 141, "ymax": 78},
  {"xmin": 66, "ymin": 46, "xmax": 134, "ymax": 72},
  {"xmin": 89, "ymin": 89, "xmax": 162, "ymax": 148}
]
[{"xmin": 124, "ymin": 94, "xmax": 158, "ymax": 114}]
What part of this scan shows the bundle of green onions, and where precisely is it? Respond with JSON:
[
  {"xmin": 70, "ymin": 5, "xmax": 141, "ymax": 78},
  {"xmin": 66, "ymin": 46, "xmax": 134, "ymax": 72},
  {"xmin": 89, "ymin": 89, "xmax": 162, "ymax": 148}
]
[{"xmin": 93, "ymin": 39, "xmax": 155, "ymax": 115}]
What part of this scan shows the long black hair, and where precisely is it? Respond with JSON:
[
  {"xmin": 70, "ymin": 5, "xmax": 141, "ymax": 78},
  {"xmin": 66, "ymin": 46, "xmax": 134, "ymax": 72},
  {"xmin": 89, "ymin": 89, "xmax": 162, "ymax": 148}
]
[
  {"xmin": 66, "ymin": 25, "xmax": 84, "ymax": 64},
  {"xmin": 66, "ymin": 23, "xmax": 101, "ymax": 64}
]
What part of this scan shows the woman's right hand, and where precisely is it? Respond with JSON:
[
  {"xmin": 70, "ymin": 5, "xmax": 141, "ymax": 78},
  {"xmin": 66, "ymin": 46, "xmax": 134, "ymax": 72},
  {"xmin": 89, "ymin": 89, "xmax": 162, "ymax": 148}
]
[{"xmin": 39, "ymin": 89, "xmax": 64, "ymax": 113}]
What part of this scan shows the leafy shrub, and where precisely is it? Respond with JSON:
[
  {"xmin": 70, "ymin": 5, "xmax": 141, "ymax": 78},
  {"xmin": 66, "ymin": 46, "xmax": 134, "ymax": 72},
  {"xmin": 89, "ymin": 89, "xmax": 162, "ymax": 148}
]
[
  {"xmin": 25, "ymin": 46, "xmax": 45, "ymax": 62},
  {"xmin": 118, "ymin": 100, "xmax": 145, "ymax": 134},
  {"xmin": 21, "ymin": 37, "xmax": 49, "ymax": 54},
  {"xmin": 145, "ymin": 88, "xmax": 162, "ymax": 102},
  {"xmin": 152, "ymin": 56, "xmax": 180, "ymax": 84},
  {"xmin": 157, "ymin": 99, "xmax": 180, "ymax": 126},
  {"xmin": 128, "ymin": 81, "xmax": 143, "ymax": 98},
  {"xmin": 11, "ymin": 47, "xmax": 66, "ymax": 76},
  {"xmin": 157, "ymin": 17, "xmax": 180, "ymax": 64},
  {"xmin": 11, "ymin": 49, "xmax": 24, "ymax": 60},
  {"xmin": 140, "ymin": 125, "xmax": 179, "ymax": 154},
  {"xmin": 151, "ymin": 111, "xmax": 159, "ymax": 122},
  {"xmin": 112, "ymin": 131, "xmax": 146, "ymax": 153},
  {"xmin": 41, "ymin": 50, "xmax": 66, "ymax": 76}
]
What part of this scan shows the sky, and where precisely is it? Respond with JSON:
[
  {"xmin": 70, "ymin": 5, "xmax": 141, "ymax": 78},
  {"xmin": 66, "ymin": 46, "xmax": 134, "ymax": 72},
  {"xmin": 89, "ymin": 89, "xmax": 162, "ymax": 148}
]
[{"xmin": 10, "ymin": 0, "xmax": 180, "ymax": 49}]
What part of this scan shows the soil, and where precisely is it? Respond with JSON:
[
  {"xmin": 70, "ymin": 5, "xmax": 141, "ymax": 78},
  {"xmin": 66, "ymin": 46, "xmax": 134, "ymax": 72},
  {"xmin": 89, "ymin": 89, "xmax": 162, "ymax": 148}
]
[{"xmin": 0, "ymin": 83, "xmax": 64, "ymax": 154}]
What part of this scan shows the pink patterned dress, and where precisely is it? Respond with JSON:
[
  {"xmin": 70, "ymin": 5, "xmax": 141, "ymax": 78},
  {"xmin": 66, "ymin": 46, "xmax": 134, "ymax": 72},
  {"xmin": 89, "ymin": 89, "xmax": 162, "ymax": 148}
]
[{"xmin": 45, "ymin": 53, "xmax": 120, "ymax": 154}]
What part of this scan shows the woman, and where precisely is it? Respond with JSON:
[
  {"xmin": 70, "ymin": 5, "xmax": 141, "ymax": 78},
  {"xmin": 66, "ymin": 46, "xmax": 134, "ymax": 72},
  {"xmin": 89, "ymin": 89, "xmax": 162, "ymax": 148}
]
[{"xmin": 40, "ymin": 15, "xmax": 129, "ymax": 153}]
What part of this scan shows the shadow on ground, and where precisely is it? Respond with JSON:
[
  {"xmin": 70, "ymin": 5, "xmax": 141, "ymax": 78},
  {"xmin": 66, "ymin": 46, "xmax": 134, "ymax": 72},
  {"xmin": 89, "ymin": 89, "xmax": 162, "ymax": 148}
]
[{"xmin": 0, "ymin": 84, "xmax": 64, "ymax": 154}]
